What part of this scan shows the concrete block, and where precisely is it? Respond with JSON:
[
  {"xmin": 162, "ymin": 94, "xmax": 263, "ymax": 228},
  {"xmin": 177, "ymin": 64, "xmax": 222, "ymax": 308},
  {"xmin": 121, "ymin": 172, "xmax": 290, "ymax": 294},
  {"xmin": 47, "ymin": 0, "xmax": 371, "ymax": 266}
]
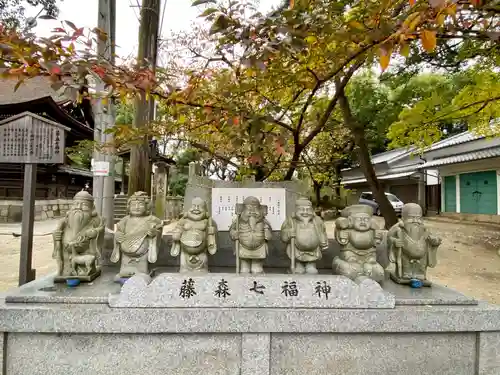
[{"xmin": 270, "ymin": 333, "xmax": 476, "ymax": 375}]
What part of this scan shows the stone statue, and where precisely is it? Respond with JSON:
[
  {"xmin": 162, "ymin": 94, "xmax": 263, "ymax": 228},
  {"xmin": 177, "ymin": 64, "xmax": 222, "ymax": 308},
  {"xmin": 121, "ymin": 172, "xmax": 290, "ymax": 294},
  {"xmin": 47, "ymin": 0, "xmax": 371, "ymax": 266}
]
[
  {"xmin": 387, "ymin": 203, "xmax": 441, "ymax": 286},
  {"xmin": 110, "ymin": 192, "xmax": 164, "ymax": 281},
  {"xmin": 230, "ymin": 196, "xmax": 272, "ymax": 274},
  {"xmin": 333, "ymin": 204, "xmax": 385, "ymax": 283},
  {"xmin": 52, "ymin": 190, "xmax": 105, "ymax": 282},
  {"xmin": 171, "ymin": 197, "xmax": 217, "ymax": 273},
  {"xmin": 281, "ymin": 197, "xmax": 328, "ymax": 274}
]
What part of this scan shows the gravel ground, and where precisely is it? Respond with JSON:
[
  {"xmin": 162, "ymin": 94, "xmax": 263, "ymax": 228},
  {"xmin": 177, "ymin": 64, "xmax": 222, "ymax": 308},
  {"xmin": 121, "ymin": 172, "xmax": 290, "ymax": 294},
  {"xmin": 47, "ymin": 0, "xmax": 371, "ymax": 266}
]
[{"xmin": 1, "ymin": 218, "xmax": 499, "ymax": 304}]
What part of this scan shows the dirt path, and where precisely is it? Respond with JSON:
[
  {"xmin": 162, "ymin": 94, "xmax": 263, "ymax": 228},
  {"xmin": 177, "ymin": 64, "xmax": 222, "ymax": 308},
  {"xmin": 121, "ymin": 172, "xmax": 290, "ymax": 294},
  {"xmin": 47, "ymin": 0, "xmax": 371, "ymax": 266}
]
[{"xmin": 1, "ymin": 219, "xmax": 500, "ymax": 304}]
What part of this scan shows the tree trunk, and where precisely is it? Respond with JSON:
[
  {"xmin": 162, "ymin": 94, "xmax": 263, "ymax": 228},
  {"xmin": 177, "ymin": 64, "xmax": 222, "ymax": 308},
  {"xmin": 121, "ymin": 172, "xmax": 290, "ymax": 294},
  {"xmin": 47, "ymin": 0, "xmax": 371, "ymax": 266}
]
[
  {"xmin": 338, "ymin": 89, "xmax": 398, "ymax": 229},
  {"xmin": 314, "ymin": 181, "xmax": 322, "ymax": 207},
  {"xmin": 127, "ymin": 0, "xmax": 160, "ymax": 196}
]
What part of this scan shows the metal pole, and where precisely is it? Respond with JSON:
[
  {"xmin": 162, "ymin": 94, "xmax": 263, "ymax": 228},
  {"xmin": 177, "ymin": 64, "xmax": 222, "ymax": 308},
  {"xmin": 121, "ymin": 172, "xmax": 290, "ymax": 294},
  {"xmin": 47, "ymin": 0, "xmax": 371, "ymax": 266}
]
[{"xmin": 19, "ymin": 164, "xmax": 37, "ymax": 286}]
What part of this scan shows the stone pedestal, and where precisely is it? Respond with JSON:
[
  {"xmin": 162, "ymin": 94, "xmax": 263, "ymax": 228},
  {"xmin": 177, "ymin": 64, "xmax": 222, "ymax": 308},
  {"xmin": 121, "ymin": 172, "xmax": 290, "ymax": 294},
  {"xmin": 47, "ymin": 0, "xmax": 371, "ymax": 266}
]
[{"xmin": 1, "ymin": 270, "xmax": 500, "ymax": 375}]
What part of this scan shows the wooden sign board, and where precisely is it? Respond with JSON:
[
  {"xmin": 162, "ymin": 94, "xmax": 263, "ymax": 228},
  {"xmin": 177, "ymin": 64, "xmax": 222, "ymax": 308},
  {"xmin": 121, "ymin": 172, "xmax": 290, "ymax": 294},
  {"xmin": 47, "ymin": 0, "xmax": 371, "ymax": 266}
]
[{"xmin": 0, "ymin": 112, "xmax": 69, "ymax": 164}]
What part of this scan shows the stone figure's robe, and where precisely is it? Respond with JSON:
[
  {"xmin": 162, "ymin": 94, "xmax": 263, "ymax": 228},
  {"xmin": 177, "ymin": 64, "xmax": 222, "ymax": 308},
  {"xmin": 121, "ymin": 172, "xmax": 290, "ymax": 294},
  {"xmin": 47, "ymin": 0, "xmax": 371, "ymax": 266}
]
[
  {"xmin": 52, "ymin": 214, "xmax": 104, "ymax": 276},
  {"xmin": 230, "ymin": 219, "xmax": 272, "ymax": 259},
  {"xmin": 171, "ymin": 216, "xmax": 217, "ymax": 271},
  {"xmin": 281, "ymin": 216, "xmax": 328, "ymax": 262},
  {"xmin": 111, "ymin": 215, "xmax": 163, "ymax": 276},
  {"xmin": 388, "ymin": 221, "xmax": 439, "ymax": 279}
]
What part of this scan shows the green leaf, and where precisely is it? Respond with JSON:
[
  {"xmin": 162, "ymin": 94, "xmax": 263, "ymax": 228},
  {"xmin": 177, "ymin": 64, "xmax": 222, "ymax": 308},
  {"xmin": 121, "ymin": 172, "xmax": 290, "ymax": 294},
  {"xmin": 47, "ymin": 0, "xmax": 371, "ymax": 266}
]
[
  {"xmin": 199, "ymin": 7, "xmax": 218, "ymax": 17},
  {"xmin": 209, "ymin": 14, "xmax": 231, "ymax": 35},
  {"xmin": 192, "ymin": 0, "xmax": 216, "ymax": 6}
]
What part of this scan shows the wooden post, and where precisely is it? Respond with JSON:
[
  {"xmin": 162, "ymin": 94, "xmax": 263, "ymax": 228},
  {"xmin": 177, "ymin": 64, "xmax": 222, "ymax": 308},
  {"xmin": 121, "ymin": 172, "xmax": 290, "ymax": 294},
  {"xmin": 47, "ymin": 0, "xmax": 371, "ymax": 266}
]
[{"xmin": 18, "ymin": 163, "xmax": 37, "ymax": 286}]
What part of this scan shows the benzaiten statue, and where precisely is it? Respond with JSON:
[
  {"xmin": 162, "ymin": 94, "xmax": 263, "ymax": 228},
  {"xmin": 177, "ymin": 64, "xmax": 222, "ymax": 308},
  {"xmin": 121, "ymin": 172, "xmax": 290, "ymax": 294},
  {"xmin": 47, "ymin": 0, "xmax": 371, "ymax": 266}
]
[
  {"xmin": 230, "ymin": 196, "xmax": 272, "ymax": 274},
  {"xmin": 387, "ymin": 203, "xmax": 441, "ymax": 287},
  {"xmin": 110, "ymin": 191, "xmax": 164, "ymax": 281},
  {"xmin": 52, "ymin": 190, "xmax": 105, "ymax": 282},
  {"xmin": 333, "ymin": 204, "xmax": 385, "ymax": 283},
  {"xmin": 171, "ymin": 197, "xmax": 217, "ymax": 273},
  {"xmin": 281, "ymin": 197, "xmax": 329, "ymax": 274}
]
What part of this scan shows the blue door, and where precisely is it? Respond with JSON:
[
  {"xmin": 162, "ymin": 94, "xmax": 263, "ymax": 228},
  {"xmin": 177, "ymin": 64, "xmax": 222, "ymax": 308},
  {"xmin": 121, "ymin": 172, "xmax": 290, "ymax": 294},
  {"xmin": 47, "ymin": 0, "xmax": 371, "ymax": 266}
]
[
  {"xmin": 459, "ymin": 171, "xmax": 497, "ymax": 215},
  {"xmin": 444, "ymin": 176, "xmax": 456, "ymax": 212}
]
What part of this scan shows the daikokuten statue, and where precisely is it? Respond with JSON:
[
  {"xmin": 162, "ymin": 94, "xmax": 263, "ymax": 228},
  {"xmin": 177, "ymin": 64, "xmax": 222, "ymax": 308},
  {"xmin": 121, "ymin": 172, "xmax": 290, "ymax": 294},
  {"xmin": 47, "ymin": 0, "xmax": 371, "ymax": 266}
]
[
  {"xmin": 333, "ymin": 204, "xmax": 385, "ymax": 283},
  {"xmin": 230, "ymin": 196, "xmax": 272, "ymax": 274},
  {"xmin": 171, "ymin": 197, "xmax": 217, "ymax": 273},
  {"xmin": 387, "ymin": 203, "xmax": 441, "ymax": 286},
  {"xmin": 281, "ymin": 197, "xmax": 328, "ymax": 274},
  {"xmin": 52, "ymin": 190, "xmax": 105, "ymax": 282},
  {"xmin": 110, "ymin": 192, "xmax": 163, "ymax": 281}
]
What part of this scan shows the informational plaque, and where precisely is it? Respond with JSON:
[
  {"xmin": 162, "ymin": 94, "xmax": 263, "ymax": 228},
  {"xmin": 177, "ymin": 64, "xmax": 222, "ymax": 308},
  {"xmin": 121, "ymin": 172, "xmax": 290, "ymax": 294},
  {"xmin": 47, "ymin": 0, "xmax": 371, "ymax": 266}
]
[{"xmin": 212, "ymin": 188, "xmax": 286, "ymax": 231}]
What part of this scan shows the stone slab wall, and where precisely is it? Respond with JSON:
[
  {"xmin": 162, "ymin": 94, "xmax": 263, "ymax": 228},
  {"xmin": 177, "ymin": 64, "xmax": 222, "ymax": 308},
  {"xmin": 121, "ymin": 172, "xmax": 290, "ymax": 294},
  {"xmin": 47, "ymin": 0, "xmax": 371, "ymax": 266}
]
[
  {"xmin": 0, "ymin": 199, "xmax": 72, "ymax": 223},
  {"xmin": 1, "ymin": 320, "xmax": 499, "ymax": 375},
  {"xmin": 165, "ymin": 196, "xmax": 183, "ymax": 221}
]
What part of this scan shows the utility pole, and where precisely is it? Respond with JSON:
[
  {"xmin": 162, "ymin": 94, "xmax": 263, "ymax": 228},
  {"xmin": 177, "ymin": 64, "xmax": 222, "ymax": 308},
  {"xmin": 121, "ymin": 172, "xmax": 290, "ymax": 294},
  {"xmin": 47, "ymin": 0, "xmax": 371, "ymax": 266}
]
[
  {"xmin": 93, "ymin": 0, "xmax": 116, "ymax": 229},
  {"xmin": 128, "ymin": 0, "xmax": 161, "ymax": 195}
]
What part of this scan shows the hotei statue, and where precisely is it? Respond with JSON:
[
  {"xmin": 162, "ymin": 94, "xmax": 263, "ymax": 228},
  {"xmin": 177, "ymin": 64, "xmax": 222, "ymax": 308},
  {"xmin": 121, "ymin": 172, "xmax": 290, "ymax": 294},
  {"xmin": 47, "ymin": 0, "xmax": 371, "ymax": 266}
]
[
  {"xmin": 52, "ymin": 190, "xmax": 105, "ymax": 282},
  {"xmin": 281, "ymin": 197, "xmax": 329, "ymax": 274},
  {"xmin": 230, "ymin": 196, "xmax": 272, "ymax": 274},
  {"xmin": 110, "ymin": 192, "xmax": 163, "ymax": 281},
  {"xmin": 171, "ymin": 197, "xmax": 217, "ymax": 273},
  {"xmin": 333, "ymin": 204, "xmax": 385, "ymax": 283},
  {"xmin": 387, "ymin": 203, "xmax": 441, "ymax": 286}
]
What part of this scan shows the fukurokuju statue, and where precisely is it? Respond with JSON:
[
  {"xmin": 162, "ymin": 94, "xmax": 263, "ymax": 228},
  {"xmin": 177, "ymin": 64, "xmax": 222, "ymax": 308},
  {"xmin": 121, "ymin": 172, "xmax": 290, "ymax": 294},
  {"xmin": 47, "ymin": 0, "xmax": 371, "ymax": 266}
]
[
  {"xmin": 171, "ymin": 197, "xmax": 217, "ymax": 273},
  {"xmin": 333, "ymin": 204, "xmax": 385, "ymax": 283},
  {"xmin": 281, "ymin": 197, "xmax": 328, "ymax": 274},
  {"xmin": 387, "ymin": 203, "xmax": 441, "ymax": 286},
  {"xmin": 52, "ymin": 190, "xmax": 105, "ymax": 282},
  {"xmin": 110, "ymin": 192, "xmax": 163, "ymax": 281},
  {"xmin": 230, "ymin": 196, "xmax": 272, "ymax": 274}
]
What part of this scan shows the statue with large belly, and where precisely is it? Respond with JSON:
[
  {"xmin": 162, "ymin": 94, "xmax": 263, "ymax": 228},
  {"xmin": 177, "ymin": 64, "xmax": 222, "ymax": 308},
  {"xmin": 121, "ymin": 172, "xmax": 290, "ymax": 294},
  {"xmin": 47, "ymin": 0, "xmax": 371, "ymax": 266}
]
[
  {"xmin": 171, "ymin": 197, "xmax": 217, "ymax": 273},
  {"xmin": 281, "ymin": 197, "xmax": 328, "ymax": 274},
  {"xmin": 230, "ymin": 196, "xmax": 271, "ymax": 274},
  {"xmin": 333, "ymin": 204, "xmax": 385, "ymax": 283}
]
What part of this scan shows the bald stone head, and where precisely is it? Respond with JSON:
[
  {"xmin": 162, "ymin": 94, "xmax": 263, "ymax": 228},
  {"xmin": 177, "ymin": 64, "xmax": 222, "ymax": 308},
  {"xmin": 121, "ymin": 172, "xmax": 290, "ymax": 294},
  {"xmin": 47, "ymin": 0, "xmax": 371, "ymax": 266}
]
[{"xmin": 187, "ymin": 197, "xmax": 208, "ymax": 221}]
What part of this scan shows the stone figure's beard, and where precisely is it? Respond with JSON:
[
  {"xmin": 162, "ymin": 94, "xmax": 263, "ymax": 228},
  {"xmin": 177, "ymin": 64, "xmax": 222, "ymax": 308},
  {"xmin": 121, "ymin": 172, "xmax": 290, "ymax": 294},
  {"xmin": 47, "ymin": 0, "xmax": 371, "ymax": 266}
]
[
  {"xmin": 187, "ymin": 211, "xmax": 205, "ymax": 221},
  {"xmin": 404, "ymin": 223, "xmax": 424, "ymax": 239},
  {"xmin": 297, "ymin": 214, "xmax": 312, "ymax": 223},
  {"xmin": 67, "ymin": 209, "xmax": 91, "ymax": 230}
]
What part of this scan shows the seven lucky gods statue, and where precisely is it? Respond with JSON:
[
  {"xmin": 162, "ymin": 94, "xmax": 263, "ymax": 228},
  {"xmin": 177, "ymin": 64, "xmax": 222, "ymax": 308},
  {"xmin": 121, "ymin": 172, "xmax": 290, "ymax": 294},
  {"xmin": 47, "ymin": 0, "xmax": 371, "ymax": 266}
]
[
  {"xmin": 281, "ymin": 197, "xmax": 328, "ymax": 274},
  {"xmin": 333, "ymin": 204, "xmax": 385, "ymax": 283},
  {"xmin": 171, "ymin": 197, "xmax": 218, "ymax": 273},
  {"xmin": 230, "ymin": 196, "xmax": 272, "ymax": 274},
  {"xmin": 387, "ymin": 203, "xmax": 441, "ymax": 287},
  {"xmin": 110, "ymin": 192, "xmax": 164, "ymax": 281},
  {"xmin": 52, "ymin": 190, "xmax": 105, "ymax": 282}
]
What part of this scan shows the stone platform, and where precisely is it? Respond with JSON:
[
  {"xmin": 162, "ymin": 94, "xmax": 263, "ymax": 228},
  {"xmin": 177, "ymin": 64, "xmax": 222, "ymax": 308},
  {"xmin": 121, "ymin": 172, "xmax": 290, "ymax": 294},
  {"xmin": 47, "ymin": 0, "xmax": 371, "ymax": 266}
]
[{"xmin": 1, "ymin": 269, "xmax": 499, "ymax": 375}]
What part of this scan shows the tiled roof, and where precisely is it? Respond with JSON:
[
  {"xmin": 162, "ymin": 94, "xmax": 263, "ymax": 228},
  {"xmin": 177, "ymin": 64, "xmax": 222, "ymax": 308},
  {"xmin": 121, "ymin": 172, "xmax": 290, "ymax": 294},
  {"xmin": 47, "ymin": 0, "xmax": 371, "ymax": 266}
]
[
  {"xmin": 425, "ymin": 131, "xmax": 482, "ymax": 152},
  {"xmin": 341, "ymin": 171, "xmax": 416, "ymax": 185},
  {"xmin": 419, "ymin": 147, "xmax": 500, "ymax": 168},
  {"xmin": 0, "ymin": 73, "xmax": 74, "ymax": 105}
]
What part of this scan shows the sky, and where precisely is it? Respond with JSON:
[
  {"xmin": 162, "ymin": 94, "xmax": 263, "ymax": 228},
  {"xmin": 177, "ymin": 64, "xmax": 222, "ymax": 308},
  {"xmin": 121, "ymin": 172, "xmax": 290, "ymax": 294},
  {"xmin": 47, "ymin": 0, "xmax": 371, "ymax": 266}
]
[{"xmin": 32, "ymin": 0, "xmax": 281, "ymax": 62}]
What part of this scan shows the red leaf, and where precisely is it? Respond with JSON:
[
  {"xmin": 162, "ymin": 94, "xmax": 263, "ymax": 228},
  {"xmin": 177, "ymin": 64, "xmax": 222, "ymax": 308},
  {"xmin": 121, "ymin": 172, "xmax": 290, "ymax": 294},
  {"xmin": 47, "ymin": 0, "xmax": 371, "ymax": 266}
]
[
  {"xmin": 50, "ymin": 65, "xmax": 61, "ymax": 75},
  {"xmin": 52, "ymin": 27, "xmax": 65, "ymax": 33},
  {"xmin": 233, "ymin": 116, "xmax": 240, "ymax": 126},
  {"xmin": 409, "ymin": 0, "xmax": 416, "ymax": 5}
]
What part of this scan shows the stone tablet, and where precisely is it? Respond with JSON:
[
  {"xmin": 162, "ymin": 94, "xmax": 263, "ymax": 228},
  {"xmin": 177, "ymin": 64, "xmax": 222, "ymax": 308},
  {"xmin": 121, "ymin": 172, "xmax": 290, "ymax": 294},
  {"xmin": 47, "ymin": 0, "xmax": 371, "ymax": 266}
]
[
  {"xmin": 108, "ymin": 273, "xmax": 396, "ymax": 308},
  {"xmin": 212, "ymin": 188, "xmax": 286, "ymax": 230}
]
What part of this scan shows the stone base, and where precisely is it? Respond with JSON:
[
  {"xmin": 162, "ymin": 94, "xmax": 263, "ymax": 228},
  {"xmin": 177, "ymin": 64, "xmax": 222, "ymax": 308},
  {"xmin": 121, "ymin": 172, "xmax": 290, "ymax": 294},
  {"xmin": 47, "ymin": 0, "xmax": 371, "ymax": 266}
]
[
  {"xmin": 53, "ymin": 268, "xmax": 101, "ymax": 283},
  {"xmin": 390, "ymin": 273, "xmax": 432, "ymax": 287},
  {"xmin": 1, "ymin": 269, "xmax": 498, "ymax": 375}
]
